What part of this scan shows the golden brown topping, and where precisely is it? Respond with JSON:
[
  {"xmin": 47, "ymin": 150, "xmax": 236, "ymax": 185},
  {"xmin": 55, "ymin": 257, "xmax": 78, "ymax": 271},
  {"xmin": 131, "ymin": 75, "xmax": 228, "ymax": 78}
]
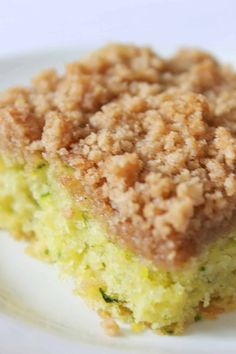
[{"xmin": 1, "ymin": 44, "xmax": 236, "ymax": 267}]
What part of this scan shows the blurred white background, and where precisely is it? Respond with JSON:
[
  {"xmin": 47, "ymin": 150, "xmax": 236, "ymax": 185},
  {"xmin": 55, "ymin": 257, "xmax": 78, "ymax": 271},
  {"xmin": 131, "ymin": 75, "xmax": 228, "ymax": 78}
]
[{"xmin": 0, "ymin": 0, "xmax": 236, "ymax": 57}]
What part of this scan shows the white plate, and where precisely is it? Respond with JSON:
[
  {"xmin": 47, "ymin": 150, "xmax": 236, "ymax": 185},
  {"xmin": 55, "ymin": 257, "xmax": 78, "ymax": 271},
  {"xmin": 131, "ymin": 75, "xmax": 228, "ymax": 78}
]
[{"xmin": 1, "ymin": 48, "xmax": 236, "ymax": 354}]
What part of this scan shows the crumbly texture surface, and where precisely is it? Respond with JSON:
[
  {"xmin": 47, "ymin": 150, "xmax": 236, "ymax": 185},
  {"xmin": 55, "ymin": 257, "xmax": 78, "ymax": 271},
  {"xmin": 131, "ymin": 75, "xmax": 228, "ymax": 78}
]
[{"xmin": 1, "ymin": 44, "xmax": 236, "ymax": 266}]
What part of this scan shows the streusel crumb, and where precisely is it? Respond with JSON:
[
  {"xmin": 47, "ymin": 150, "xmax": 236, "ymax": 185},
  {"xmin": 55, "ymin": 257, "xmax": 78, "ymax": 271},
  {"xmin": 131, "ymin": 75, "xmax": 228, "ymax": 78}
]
[{"xmin": 1, "ymin": 44, "xmax": 236, "ymax": 266}]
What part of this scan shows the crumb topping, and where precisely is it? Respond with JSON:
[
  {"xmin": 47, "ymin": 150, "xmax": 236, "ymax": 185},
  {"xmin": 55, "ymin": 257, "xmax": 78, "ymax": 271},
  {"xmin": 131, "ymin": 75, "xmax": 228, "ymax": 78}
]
[{"xmin": 1, "ymin": 44, "xmax": 236, "ymax": 266}]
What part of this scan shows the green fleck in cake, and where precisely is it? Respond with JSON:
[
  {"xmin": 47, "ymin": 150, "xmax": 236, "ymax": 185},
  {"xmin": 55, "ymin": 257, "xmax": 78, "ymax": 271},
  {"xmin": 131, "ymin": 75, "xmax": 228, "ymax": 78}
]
[{"xmin": 1, "ymin": 44, "xmax": 236, "ymax": 335}]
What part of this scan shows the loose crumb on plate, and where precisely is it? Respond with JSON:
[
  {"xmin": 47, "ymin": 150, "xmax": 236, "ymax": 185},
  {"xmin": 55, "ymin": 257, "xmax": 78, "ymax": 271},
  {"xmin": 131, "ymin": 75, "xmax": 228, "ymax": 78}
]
[{"xmin": 100, "ymin": 318, "xmax": 121, "ymax": 336}]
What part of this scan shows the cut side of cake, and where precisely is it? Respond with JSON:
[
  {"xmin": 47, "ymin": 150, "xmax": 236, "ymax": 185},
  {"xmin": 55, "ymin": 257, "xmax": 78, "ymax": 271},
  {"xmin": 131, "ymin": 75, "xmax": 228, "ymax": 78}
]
[{"xmin": 1, "ymin": 44, "xmax": 236, "ymax": 335}]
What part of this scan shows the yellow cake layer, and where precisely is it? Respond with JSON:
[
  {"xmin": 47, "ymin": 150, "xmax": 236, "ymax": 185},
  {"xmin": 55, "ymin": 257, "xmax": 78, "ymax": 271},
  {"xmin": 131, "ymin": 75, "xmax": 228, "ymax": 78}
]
[{"xmin": 1, "ymin": 155, "xmax": 236, "ymax": 333}]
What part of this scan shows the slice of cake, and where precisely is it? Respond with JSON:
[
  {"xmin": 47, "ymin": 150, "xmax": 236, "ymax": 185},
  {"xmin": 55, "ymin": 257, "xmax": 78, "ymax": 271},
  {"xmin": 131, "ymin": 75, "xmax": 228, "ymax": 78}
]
[{"xmin": 1, "ymin": 44, "xmax": 236, "ymax": 335}]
